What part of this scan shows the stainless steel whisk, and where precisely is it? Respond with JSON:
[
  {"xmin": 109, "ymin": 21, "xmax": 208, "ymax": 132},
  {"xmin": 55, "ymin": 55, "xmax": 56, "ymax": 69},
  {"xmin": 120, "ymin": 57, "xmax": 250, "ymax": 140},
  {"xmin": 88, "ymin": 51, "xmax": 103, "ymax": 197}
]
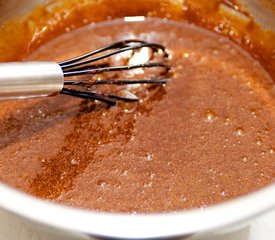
[{"xmin": 0, "ymin": 40, "xmax": 170, "ymax": 105}]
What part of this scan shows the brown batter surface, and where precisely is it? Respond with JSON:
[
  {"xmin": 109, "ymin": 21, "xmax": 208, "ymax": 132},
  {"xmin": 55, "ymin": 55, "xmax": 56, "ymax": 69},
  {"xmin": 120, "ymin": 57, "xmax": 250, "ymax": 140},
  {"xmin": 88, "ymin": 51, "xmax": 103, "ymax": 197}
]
[{"xmin": 0, "ymin": 18, "xmax": 274, "ymax": 213}]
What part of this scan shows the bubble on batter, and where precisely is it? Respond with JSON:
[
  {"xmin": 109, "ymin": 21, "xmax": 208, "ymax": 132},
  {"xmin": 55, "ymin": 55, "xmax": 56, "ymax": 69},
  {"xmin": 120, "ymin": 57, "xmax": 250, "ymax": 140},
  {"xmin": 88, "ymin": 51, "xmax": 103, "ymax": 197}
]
[
  {"xmin": 60, "ymin": 171, "xmax": 67, "ymax": 180},
  {"xmin": 212, "ymin": 49, "xmax": 219, "ymax": 55},
  {"xmin": 235, "ymin": 127, "xmax": 244, "ymax": 136},
  {"xmin": 179, "ymin": 195, "xmax": 188, "ymax": 202},
  {"xmin": 70, "ymin": 159, "xmax": 78, "ymax": 166},
  {"xmin": 182, "ymin": 52, "xmax": 190, "ymax": 58},
  {"xmin": 260, "ymin": 151, "xmax": 266, "ymax": 157},
  {"xmin": 199, "ymin": 203, "xmax": 207, "ymax": 209},
  {"xmin": 149, "ymin": 173, "xmax": 156, "ymax": 179},
  {"xmin": 241, "ymin": 156, "xmax": 248, "ymax": 162},
  {"xmin": 251, "ymin": 109, "xmax": 258, "ymax": 118},
  {"xmin": 145, "ymin": 152, "xmax": 154, "ymax": 161},
  {"xmin": 82, "ymin": 18, "xmax": 89, "ymax": 24},
  {"xmin": 204, "ymin": 109, "xmax": 217, "ymax": 123},
  {"xmin": 97, "ymin": 180, "xmax": 109, "ymax": 189},
  {"xmin": 220, "ymin": 191, "xmax": 226, "ymax": 196},
  {"xmin": 243, "ymin": 35, "xmax": 251, "ymax": 45},
  {"xmin": 182, "ymin": 5, "xmax": 188, "ymax": 11},
  {"xmin": 207, "ymin": 168, "xmax": 216, "ymax": 174},
  {"xmin": 256, "ymin": 137, "xmax": 262, "ymax": 146},
  {"xmin": 131, "ymin": 211, "xmax": 137, "ymax": 215},
  {"xmin": 121, "ymin": 170, "xmax": 129, "ymax": 176},
  {"xmin": 143, "ymin": 181, "xmax": 153, "ymax": 189},
  {"xmin": 96, "ymin": 196, "xmax": 103, "ymax": 202}
]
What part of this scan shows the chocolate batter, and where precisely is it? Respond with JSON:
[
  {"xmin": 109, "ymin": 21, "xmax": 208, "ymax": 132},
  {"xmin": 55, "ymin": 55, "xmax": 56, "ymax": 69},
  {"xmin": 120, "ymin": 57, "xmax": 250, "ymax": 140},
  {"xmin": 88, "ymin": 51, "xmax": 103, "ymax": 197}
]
[{"xmin": 0, "ymin": 18, "xmax": 274, "ymax": 213}]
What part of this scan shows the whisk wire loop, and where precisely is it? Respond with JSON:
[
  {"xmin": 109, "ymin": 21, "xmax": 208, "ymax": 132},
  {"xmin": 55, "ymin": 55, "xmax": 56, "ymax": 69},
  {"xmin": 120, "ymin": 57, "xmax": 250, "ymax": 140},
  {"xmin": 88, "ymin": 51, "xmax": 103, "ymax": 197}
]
[{"xmin": 59, "ymin": 39, "xmax": 170, "ymax": 104}]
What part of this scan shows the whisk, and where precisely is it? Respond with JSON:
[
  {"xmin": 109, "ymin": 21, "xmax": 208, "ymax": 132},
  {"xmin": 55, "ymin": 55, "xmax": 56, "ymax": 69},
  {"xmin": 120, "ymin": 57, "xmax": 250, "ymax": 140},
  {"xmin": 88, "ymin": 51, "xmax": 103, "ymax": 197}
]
[{"xmin": 0, "ymin": 40, "xmax": 170, "ymax": 105}]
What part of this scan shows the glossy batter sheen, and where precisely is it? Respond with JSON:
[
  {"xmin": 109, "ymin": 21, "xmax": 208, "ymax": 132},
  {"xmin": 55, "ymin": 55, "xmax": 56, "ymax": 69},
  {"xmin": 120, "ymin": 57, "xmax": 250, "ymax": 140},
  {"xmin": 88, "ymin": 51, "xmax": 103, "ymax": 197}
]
[{"xmin": 0, "ymin": 19, "xmax": 274, "ymax": 213}]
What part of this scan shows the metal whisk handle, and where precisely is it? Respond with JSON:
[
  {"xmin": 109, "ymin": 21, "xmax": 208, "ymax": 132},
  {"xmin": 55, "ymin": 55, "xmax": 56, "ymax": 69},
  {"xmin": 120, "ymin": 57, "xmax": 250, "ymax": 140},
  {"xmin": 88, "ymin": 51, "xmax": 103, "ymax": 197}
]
[{"xmin": 0, "ymin": 62, "xmax": 64, "ymax": 100}]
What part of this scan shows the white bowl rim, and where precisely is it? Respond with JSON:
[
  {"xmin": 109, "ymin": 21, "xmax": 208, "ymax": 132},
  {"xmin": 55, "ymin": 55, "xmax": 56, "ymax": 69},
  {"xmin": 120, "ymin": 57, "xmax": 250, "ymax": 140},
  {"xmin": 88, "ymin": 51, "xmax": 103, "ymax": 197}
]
[{"xmin": 0, "ymin": 182, "xmax": 275, "ymax": 239}]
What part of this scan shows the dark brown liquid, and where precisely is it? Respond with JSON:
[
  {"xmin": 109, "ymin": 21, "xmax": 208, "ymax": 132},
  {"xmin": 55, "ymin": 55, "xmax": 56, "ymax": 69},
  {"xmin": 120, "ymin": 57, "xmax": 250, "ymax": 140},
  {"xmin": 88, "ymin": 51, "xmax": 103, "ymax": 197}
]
[{"xmin": 0, "ymin": 19, "xmax": 274, "ymax": 213}]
